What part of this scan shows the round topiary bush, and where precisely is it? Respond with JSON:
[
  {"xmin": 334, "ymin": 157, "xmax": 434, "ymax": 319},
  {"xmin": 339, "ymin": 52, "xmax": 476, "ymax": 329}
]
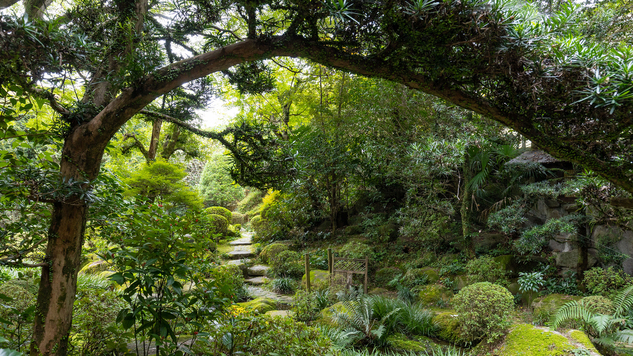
[
  {"xmin": 231, "ymin": 212, "xmax": 246, "ymax": 224},
  {"xmin": 259, "ymin": 243, "xmax": 289, "ymax": 264},
  {"xmin": 268, "ymin": 250, "xmax": 304, "ymax": 279},
  {"xmin": 452, "ymin": 282, "xmax": 514, "ymax": 343},
  {"xmin": 207, "ymin": 214, "xmax": 229, "ymax": 235},
  {"xmin": 205, "ymin": 206, "xmax": 232, "ymax": 222}
]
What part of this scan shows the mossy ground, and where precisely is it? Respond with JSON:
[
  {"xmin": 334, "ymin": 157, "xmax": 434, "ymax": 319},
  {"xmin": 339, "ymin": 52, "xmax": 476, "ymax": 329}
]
[{"xmin": 492, "ymin": 324, "xmax": 599, "ymax": 356}]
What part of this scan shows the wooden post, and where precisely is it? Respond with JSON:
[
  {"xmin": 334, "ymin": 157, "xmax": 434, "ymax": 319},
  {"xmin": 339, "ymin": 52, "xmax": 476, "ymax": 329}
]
[
  {"xmin": 327, "ymin": 248, "xmax": 333, "ymax": 286},
  {"xmin": 305, "ymin": 253, "xmax": 311, "ymax": 293},
  {"xmin": 364, "ymin": 255, "xmax": 369, "ymax": 294}
]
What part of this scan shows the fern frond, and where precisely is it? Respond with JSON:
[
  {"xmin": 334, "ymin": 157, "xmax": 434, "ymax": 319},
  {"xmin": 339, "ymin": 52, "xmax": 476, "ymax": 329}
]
[
  {"xmin": 614, "ymin": 285, "xmax": 633, "ymax": 317},
  {"xmin": 614, "ymin": 329, "xmax": 633, "ymax": 344},
  {"xmin": 552, "ymin": 301, "xmax": 595, "ymax": 329}
]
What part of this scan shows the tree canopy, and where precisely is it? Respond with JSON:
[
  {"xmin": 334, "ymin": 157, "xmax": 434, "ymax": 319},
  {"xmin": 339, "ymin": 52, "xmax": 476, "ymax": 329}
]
[{"xmin": 1, "ymin": 0, "xmax": 633, "ymax": 354}]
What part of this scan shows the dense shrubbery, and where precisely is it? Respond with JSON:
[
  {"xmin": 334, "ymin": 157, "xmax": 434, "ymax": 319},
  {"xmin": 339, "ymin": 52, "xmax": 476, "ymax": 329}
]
[
  {"xmin": 583, "ymin": 266, "xmax": 632, "ymax": 297},
  {"xmin": 452, "ymin": 282, "xmax": 514, "ymax": 343},
  {"xmin": 268, "ymin": 250, "xmax": 304, "ymax": 278},
  {"xmin": 204, "ymin": 206, "xmax": 233, "ymax": 222},
  {"xmin": 195, "ymin": 309, "xmax": 332, "ymax": 355},
  {"xmin": 208, "ymin": 264, "xmax": 248, "ymax": 301},
  {"xmin": 465, "ymin": 256, "xmax": 508, "ymax": 285},
  {"xmin": 259, "ymin": 243, "xmax": 289, "ymax": 264},
  {"xmin": 0, "ymin": 281, "xmax": 36, "ymax": 352}
]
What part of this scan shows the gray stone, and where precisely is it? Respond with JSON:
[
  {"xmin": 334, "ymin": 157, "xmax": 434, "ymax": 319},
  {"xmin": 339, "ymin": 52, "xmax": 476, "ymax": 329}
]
[
  {"xmin": 245, "ymin": 276, "xmax": 268, "ymax": 285},
  {"xmin": 247, "ymin": 265, "xmax": 270, "ymax": 276},
  {"xmin": 545, "ymin": 199, "xmax": 560, "ymax": 208},
  {"xmin": 616, "ymin": 230, "xmax": 633, "ymax": 275},
  {"xmin": 563, "ymin": 204, "xmax": 579, "ymax": 213},
  {"xmin": 264, "ymin": 310, "xmax": 292, "ymax": 318},
  {"xmin": 555, "ymin": 248, "xmax": 598, "ymax": 268},
  {"xmin": 229, "ymin": 236, "xmax": 253, "ymax": 245},
  {"xmin": 549, "ymin": 233, "xmax": 573, "ymax": 253},
  {"xmin": 227, "ymin": 250, "xmax": 255, "ymax": 259}
]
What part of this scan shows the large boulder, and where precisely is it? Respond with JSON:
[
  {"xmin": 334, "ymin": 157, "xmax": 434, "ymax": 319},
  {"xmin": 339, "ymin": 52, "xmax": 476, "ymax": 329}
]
[
  {"xmin": 492, "ymin": 324, "xmax": 601, "ymax": 356},
  {"xmin": 236, "ymin": 297, "xmax": 277, "ymax": 314},
  {"xmin": 555, "ymin": 248, "xmax": 598, "ymax": 269},
  {"xmin": 416, "ymin": 284, "xmax": 453, "ymax": 307},
  {"xmin": 531, "ymin": 293, "xmax": 582, "ymax": 324}
]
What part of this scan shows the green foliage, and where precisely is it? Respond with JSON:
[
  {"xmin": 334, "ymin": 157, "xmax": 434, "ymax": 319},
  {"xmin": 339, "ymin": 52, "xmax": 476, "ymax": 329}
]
[
  {"xmin": 199, "ymin": 213, "xmax": 229, "ymax": 238},
  {"xmin": 237, "ymin": 189, "xmax": 264, "ymax": 214},
  {"xmin": 487, "ymin": 199, "xmax": 528, "ymax": 235},
  {"xmin": 123, "ymin": 159, "xmax": 203, "ymax": 210},
  {"xmin": 105, "ymin": 204, "xmax": 226, "ymax": 354},
  {"xmin": 0, "ymin": 282, "xmax": 36, "ymax": 352},
  {"xmin": 580, "ymin": 296, "xmax": 614, "ymax": 316},
  {"xmin": 71, "ymin": 289, "xmax": 130, "ymax": 355},
  {"xmin": 375, "ymin": 267, "xmax": 402, "ymax": 290},
  {"xmin": 199, "ymin": 152, "xmax": 245, "ymax": 208},
  {"xmin": 292, "ymin": 290, "xmax": 326, "ymax": 322},
  {"xmin": 465, "ymin": 255, "xmax": 508, "ymax": 285},
  {"xmin": 271, "ymin": 277, "xmax": 296, "ymax": 294},
  {"xmin": 258, "ymin": 243, "xmax": 289, "ymax": 264},
  {"xmin": 583, "ymin": 267, "xmax": 632, "ymax": 298},
  {"xmin": 268, "ymin": 250, "xmax": 304, "ymax": 279},
  {"xmin": 196, "ymin": 311, "xmax": 332, "ymax": 355},
  {"xmin": 515, "ymin": 215, "xmax": 579, "ymax": 255},
  {"xmin": 518, "ymin": 271, "xmax": 545, "ymax": 307},
  {"xmin": 340, "ymin": 241, "xmax": 373, "ymax": 260},
  {"xmin": 452, "ymin": 282, "xmax": 514, "ymax": 343},
  {"xmin": 204, "ymin": 206, "xmax": 233, "ymax": 222},
  {"xmin": 208, "ymin": 264, "xmax": 247, "ymax": 302}
]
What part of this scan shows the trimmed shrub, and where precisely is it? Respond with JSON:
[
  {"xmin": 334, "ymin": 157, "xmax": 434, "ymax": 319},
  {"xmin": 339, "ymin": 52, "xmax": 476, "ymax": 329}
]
[
  {"xmin": 199, "ymin": 213, "xmax": 229, "ymax": 237},
  {"xmin": 452, "ymin": 282, "xmax": 514, "ymax": 343},
  {"xmin": 583, "ymin": 266, "xmax": 632, "ymax": 297},
  {"xmin": 205, "ymin": 206, "xmax": 232, "ymax": 222},
  {"xmin": 268, "ymin": 250, "xmax": 304, "ymax": 279},
  {"xmin": 232, "ymin": 212, "xmax": 246, "ymax": 224},
  {"xmin": 465, "ymin": 255, "xmax": 508, "ymax": 285},
  {"xmin": 259, "ymin": 243, "xmax": 289, "ymax": 264}
]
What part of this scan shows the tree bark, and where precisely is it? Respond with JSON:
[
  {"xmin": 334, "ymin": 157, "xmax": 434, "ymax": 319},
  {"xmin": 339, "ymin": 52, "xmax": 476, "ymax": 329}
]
[{"xmin": 148, "ymin": 119, "xmax": 162, "ymax": 161}]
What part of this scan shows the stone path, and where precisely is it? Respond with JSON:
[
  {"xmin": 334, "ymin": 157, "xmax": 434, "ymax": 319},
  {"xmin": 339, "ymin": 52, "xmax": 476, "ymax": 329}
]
[{"xmin": 225, "ymin": 232, "xmax": 293, "ymax": 305}]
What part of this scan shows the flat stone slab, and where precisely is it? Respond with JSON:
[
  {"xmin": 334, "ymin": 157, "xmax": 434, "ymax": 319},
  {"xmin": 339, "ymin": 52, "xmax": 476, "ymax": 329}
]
[
  {"xmin": 229, "ymin": 236, "xmax": 253, "ymax": 245},
  {"xmin": 227, "ymin": 258, "xmax": 251, "ymax": 266},
  {"xmin": 227, "ymin": 250, "xmax": 255, "ymax": 259},
  {"xmin": 246, "ymin": 286, "xmax": 293, "ymax": 304},
  {"xmin": 245, "ymin": 276, "xmax": 268, "ymax": 285},
  {"xmin": 247, "ymin": 265, "xmax": 269, "ymax": 276}
]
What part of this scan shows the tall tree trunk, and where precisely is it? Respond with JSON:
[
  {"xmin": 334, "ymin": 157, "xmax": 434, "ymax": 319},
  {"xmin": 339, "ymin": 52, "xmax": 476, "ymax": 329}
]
[
  {"xmin": 30, "ymin": 202, "xmax": 86, "ymax": 356},
  {"xmin": 148, "ymin": 119, "xmax": 162, "ymax": 160},
  {"xmin": 461, "ymin": 150, "xmax": 475, "ymax": 257}
]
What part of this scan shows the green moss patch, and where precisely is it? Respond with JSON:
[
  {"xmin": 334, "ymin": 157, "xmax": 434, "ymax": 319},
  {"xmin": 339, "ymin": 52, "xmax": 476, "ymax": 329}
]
[
  {"xmin": 496, "ymin": 324, "xmax": 579, "ymax": 356},
  {"xmin": 417, "ymin": 284, "xmax": 453, "ymax": 306},
  {"xmin": 568, "ymin": 330, "xmax": 600, "ymax": 354},
  {"xmin": 432, "ymin": 311, "xmax": 467, "ymax": 345},
  {"xmin": 387, "ymin": 333, "xmax": 435, "ymax": 352},
  {"xmin": 236, "ymin": 297, "xmax": 277, "ymax": 314},
  {"xmin": 531, "ymin": 293, "xmax": 582, "ymax": 324}
]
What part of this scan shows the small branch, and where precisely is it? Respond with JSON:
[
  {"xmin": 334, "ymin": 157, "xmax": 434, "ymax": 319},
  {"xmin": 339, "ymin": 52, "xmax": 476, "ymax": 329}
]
[
  {"xmin": 209, "ymin": 25, "xmax": 243, "ymax": 41},
  {"xmin": 30, "ymin": 88, "xmax": 71, "ymax": 115},
  {"xmin": 271, "ymin": 58, "xmax": 302, "ymax": 74}
]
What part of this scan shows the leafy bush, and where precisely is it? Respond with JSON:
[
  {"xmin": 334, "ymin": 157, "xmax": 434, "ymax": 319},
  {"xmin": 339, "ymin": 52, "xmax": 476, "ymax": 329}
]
[
  {"xmin": 292, "ymin": 290, "xmax": 322, "ymax": 322},
  {"xmin": 199, "ymin": 153, "xmax": 245, "ymax": 208},
  {"xmin": 465, "ymin": 255, "xmax": 508, "ymax": 285},
  {"xmin": 580, "ymin": 295, "xmax": 614, "ymax": 315},
  {"xmin": 515, "ymin": 215, "xmax": 578, "ymax": 255},
  {"xmin": 197, "ymin": 307, "xmax": 331, "ymax": 355},
  {"xmin": 205, "ymin": 213, "xmax": 229, "ymax": 236},
  {"xmin": 208, "ymin": 264, "xmax": 247, "ymax": 301},
  {"xmin": 268, "ymin": 250, "xmax": 304, "ymax": 278},
  {"xmin": 271, "ymin": 277, "xmax": 296, "ymax": 294},
  {"xmin": 583, "ymin": 267, "xmax": 632, "ymax": 297},
  {"xmin": 452, "ymin": 282, "xmax": 514, "ymax": 343},
  {"xmin": 238, "ymin": 189, "xmax": 265, "ymax": 214},
  {"xmin": 259, "ymin": 243, "xmax": 289, "ymax": 264},
  {"xmin": 71, "ymin": 289, "xmax": 130, "ymax": 355},
  {"xmin": 0, "ymin": 282, "xmax": 36, "ymax": 352},
  {"xmin": 231, "ymin": 212, "xmax": 246, "ymax": 224},
  {"xmin": 487, "ymin": 199, "xmax": 528, "ymax": 235},
  {"xmin": 375, "ymin": 267, "xmax": 402, "ymax": 290},
  {"xmin": 204, "ymin": 206, "xmax": 232, "ymax": 222},
  {"xmin": 339, "ymin": 241, "xmax": 374, "ymax": 260}
]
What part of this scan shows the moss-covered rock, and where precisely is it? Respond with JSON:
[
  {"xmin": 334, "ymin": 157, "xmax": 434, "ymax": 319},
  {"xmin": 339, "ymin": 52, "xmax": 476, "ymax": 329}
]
[
  {"xmin": 302, "ymin": 270, "xmax": 330, "ymax": 291},
  {"xmin": 494, "ymin": 255, "xmax": 515, "ymax": 274},
  {"xmin": 374, "ymin": 267, "xmax": 402, "ymax": 289},
  {"xmin": 317, "ymin": 302, "xmax": 349, "ymax": 327},
  {"xmin": 432, "ymin": 311, "xmax": 467, "ymax": 345},
  {"xmin": 236, "ymin": 297, "xmax": 277, "ymax": 314},
  {"xmin": 580, "ymin": 295, "xmax": 614, "ymax": 315},
  {"xmin": 494, "ymin": 324, "xmax": 600, "ymax": 356},
  {"xmin": 531, "ymin": 294, "xmax": 583, "ymax": 324},
  {"xmin": 417, "ymin": 284, "xmax": 453, "ymax": 307},
  {"xmin": 259, "ymin": 243, "xmax": 289, "ymax": 264},
  {"xmin": 387, "ymin": 334, "xmax": 435, "ymax": 352},
  {"xmin": 569, "ymin": 330, "xmax": 600, "ymax": 354}
]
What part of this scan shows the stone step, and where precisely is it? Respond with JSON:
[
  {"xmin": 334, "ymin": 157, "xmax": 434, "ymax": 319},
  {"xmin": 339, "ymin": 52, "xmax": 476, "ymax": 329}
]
[
  {"xmin": 226, "ymin": 258, "xmax": 251, "ymax": 266},
  {"xmin": 245, "ymin": 276, "xmax": 267, "ymax": 285},
  {"xmin": 247, "ymin": 265, "xmax": 269, "ymax": 277},
  {"xmin": 229, "ymin": 237, "xmax": 253, "ymax": 246},
  {"xmin": 227, "ymin": 250, "xmax": 255, "ymax": 259}
]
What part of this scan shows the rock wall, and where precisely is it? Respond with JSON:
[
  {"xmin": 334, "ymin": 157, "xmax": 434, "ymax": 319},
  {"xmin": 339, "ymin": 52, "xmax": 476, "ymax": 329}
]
[{"xmin": 529, "ymin": 197, "xmax": 633, "ymax": 275}]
